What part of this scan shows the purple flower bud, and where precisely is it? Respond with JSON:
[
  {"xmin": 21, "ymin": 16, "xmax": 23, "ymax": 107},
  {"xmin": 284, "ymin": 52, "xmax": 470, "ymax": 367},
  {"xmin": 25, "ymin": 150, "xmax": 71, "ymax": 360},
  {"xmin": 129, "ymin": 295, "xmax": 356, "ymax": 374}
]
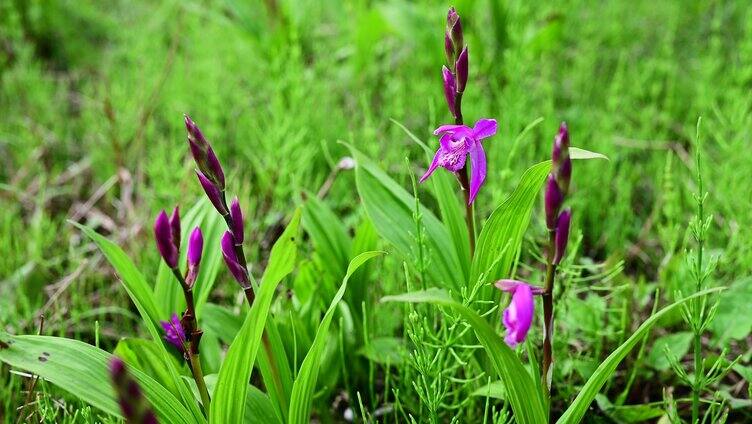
[
  {"xmin": 196, "ymin": 171, "xmax": 228, "ymax": 215},
  {"xmin": 206, "ymin": 146, "xmax": 226, "ymax": 190},
  {"xmin": 496, "ymin": 281, "xmax": 536, "ymax": 348},
  {"xmin": 185, "ymin": 115, "xmax": 208, "ymax": 150},
  {"xmin": 455, "ymin": 46, "xmax": 468, "ymax": 92},
  {"xmin": 444, "ymin": 32, "xmax": 455, "ymax": 65},
  {"xmin": 160, "ymin": 313, "xmax": 187, "ymax": 352},
  {"xmin": 154, "ymin": 211, "xmax": 178, "ymax": 268},
  {"xmin": 557, "ymin": 156, "xmax": 572, "ymax": 195},
  {"xmin": 446, "ymin": 7, "xmax": 463, "ymax": 54},
  {"xmin": 442, "ymin": 66, "xmax": 457, "ymax": 118},
  {"xmin": 553, "ymin": 208, "xmax": 571, "ymax": 265},
  {"xmin": 109, "ymin": 357, "xmax": 159, "ymax": 424},
  {"xmin": 230, "ymin": 197, "xmax": 244, "ymax": 244},
  {"xmin": 221, "ymin": 231, "xmax": 249, "ymax": 286},
  {"xmin": 544, "ymin": 174, "xmax": 562, "ymax": 230},
  {"xmin": 169, "ymin": 206, "xmax": 180, "ymax": 251},
  {"xmin": 187, "ymin": 227, "xmax": 203, "ymax": 268}
]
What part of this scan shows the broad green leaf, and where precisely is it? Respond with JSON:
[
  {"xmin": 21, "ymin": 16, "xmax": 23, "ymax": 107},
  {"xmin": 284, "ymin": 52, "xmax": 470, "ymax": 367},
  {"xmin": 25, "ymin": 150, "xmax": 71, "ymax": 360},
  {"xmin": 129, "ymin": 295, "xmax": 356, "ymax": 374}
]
[
  {"xmin": 471, "ymin": 380, "xmax": 505, "ymax": 400},
  {"xmin": 0, "ymin": 334, "xmax": 194, "ymax": 424},
  {"xmin": 557, "ymin": 287, "xmax": 724, "ymax": 424},
  {"xmin": 211, "ymin": 209, "xmax": 301, "ymax": 424},
  {"xmin": 202, "ymin": 374, "xmax": 281, "ymax": 424},
  {"xmin": 646, "ymin": 331, "xmax": 693, "ymax": 371},
  {"xmin": 392, "ymin": 120, "xmax": 471, "ymax": 279},
  {"xmin": 74, "ymin": 222, "xmax": 205, "ymax": 422},
  {"xmin": 470, "ymin": 161, "xmax": 550, "ymax": 293},
  {"xmin": 302, "ymin": 194, "xmax": 352, "ymax": 281},
  {"xmin": 357, "ymin": 336, "xmax": 405, "ymax": 365},
  {"xmin": 153, "ymin": 199, "xmax": 226, "ymax": 317},
  {"xmin": 349, "ymin": 145, "xmax": 464, "ymax": 289},
  {"xmin": 113, "ymin": 337, "xmax": 184, "ymax": 395},
  {"xmin": 382, "ymin": 288, "xmax": 547, "ymax": 424},
  {"xmin": 288, "ymin": 251, "xmax": 383, "ymax": 424},
  {"xmin": 710, "ymin": 277, "xmax": 752, "ymax": 341},
  {"xmin": 201, "ymin": 303, "xmax": 243, "ymax": 344},
  {"xmin": 595, "ymin": 394, "xmax": 664, "ymax": 423}
]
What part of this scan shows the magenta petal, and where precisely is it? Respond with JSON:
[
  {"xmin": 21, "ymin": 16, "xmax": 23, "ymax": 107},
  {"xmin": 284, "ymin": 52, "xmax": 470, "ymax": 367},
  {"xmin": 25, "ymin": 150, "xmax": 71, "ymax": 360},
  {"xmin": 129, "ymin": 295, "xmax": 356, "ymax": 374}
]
[
  {"xmin": 441, "ymin": 66, "xmax": 457, "ymax": 117},
  {"xmin": 472, "ymin": 119, "xmax": 498, "ymax": 140},
  {"xmin": 420, "ymin": 148, "xmax": 443, "ymax": 183},
  {"xmin": 468, "ymin": 143, "xmax": 486, "ymax": 204},
  {"xmin": 495, "ymin": 280, "xmax": 544, "ymax": 295},
  {"xmin": 502, "ymin": 284, "xmax": 535, "ymax": 348},
  {"xmin": 433, "ymin": 124, "xmax": 467, "ymax": 136}
]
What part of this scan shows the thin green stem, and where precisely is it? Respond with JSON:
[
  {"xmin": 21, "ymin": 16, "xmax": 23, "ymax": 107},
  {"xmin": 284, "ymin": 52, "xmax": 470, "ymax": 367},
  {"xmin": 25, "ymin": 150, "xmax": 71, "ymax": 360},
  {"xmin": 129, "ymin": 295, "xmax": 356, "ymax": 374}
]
[
  {"xmin": 541, "ymin": 231, "xmax": 557, "ymax": 412},
  {"xmin": 189, "ymin": 352, "xmax": 211, "ymax": 415}
]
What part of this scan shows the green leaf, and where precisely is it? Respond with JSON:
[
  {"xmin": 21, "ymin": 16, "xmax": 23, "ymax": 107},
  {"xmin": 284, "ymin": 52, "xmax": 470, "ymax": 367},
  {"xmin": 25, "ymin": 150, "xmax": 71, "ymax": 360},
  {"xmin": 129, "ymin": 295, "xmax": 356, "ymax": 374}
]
[
  {"xmin": 302, "ymin": 194, "xmax": 352, "ymax": 281},
  {"xmin": 113, "ymin": 338, "xmax": 184, "ymax": 395},
  {"xmin": 470, "ymin": 380, "xmax": 505, "ymax": 400},
  {"xmin": 595, "ymin": 394, "xmax": 664, "ymax": 423},
  {"xmin": 470, "ymin": 161, "xmax": 550, "ymax": 293},
  {"xmin": 382, "ymin": 288, "xmax": 547, "ymax": 424},
  {"xmin": 646, "ymin": 332, "xmax": 693, "ymax": 371},
  {"xmin": 349, "ymin": 145, "xmax": 464, "ymax": 289},
  {"xmin": 557, "ymin": 287, "xmax": 725, "ymax": 424},
  {"xmin": 710, "ymin": 277, "xmax": 752, "ymax": 341},
  {"xmin": 201, "ymin": 303, "xmax": 243, "ymax": 344},
  {"xmin": 211, "ymin": 209, "xmax": 301, "ymax": 424},
  {"xmin": 288, "ymin": 251, "xmax": 383, "ymax": 424},
  {"xmin": 0, "ymin": 334, "xmax": 195, "ymax": 424},
  {"xmin": 357, "ymin": 336, "xmax": 405, "ymax": 365},
  {"xmin": 202, "ymin": 375, "xmax": 282, "ymax": 424},
  {"xmin": 73, "ymin": 222, "xmax": 205, "ymax": 422},
  {"xmin": 570, "ymin": 147, "xmax": 609, "ymax": 161}
]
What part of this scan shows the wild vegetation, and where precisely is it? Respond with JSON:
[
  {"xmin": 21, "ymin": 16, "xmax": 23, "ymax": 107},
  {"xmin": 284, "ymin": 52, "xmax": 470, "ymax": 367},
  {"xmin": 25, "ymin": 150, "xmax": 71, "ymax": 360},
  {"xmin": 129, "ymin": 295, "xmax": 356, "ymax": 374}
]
[{"xmin": 1, "ymin": 1, "xmax": 750, "ymax": 423}]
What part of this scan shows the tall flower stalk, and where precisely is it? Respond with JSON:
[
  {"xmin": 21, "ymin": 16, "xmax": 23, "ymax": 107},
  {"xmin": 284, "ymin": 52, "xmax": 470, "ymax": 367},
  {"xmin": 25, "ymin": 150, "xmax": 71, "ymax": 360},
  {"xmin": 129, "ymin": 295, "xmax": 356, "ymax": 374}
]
[
  {"xmin": 541, "ymin": 123, "xmax": 572, "ymax": 403},
  {"xmin": 153, "ymin": 209, "xmax": 211, "ymax": 414},
  {"xmin": 421, "ymin": 7, "xmax": 498, "ymax": 255}
]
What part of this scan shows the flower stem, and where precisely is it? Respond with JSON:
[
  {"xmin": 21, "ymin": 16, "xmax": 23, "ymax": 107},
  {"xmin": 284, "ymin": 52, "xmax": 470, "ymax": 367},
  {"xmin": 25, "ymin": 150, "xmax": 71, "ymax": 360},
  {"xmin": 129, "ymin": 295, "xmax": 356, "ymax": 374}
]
[
  {"xmin": 453, "ymin": 90, "xmax": 476, "ymax": 255},
  {"xmin": 189, "ymin": 352, "xmax": 211, "ymax": 415},
  {"xmin": 541, "ymin": 231, "xmax": 557, "ymax": 409}
]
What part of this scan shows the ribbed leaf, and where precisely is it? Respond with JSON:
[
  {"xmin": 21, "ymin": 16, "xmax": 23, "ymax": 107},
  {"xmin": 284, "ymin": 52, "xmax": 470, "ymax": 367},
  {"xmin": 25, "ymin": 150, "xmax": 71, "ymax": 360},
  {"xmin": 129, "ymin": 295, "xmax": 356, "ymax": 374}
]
[
  {"xmin": 557, "ymin": 287, "xmax": 724, "ymax": 424},
  {"xmin": 302, "ymin": 194, "xmax": 352, "ymax": 281},
  {"xmin": 350, "ymin": 145, "xmax": 464, "ymax": 289},
  {"xmin": 381, "ymin": 288, "xmax": 547, "ymax": 424},
  {"xmin": 288, "ymin": 251, "xmax": 383, "ymax": 424},
  {"xmin": 0, "ymin": 334, "xmax": 194, "ymax": 424},
  {"xmin": 210, "ymin": 209, "xmax": 300, "ymax": 424}
]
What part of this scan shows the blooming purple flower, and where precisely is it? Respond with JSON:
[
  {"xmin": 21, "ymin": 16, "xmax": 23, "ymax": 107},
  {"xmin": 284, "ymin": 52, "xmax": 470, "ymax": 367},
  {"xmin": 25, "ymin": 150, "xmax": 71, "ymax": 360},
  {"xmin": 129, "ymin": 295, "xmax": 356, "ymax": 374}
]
[
  {"xmin": 230, "ymin": 197, "xmax": 244, "ymax": 244},
  {"xmin": 197, "ymin": 170, "xmax": 228, "ymax": 215},
  {"xmin": 109, "ymin": 357, "xmax": 158, "ymax": 424},
  {"xmin": 160, "ymin": 313, "xmax": 186, "ymax": 352},
  {"xmin": 420, "ymin": 119, "xmax": 498, "ymax": 204},
  {"xmin": 495, "ymin": 280, "xmax": 542, "ymax": 348},
  {"xmin": 154, "ymin": 210, "xmax": 178, "ymax": 268},
  {"xmin": 554, "ymin": 208, "xmax": 571, "ymax": 265},
  {"xmin": 221, "ymin": 231, "xmax": 249, "ymax": 287},
  {"xmin": 442, "ymin": 66, "xmax": 457, "ymax": 117},
  {"xmin": 456, "ymin": 46, "xmax": 468, "ymax": 92}
]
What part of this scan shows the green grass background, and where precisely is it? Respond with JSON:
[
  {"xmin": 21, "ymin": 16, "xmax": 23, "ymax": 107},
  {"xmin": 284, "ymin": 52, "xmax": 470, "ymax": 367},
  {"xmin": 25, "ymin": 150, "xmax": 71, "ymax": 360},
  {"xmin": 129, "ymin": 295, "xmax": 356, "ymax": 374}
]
[{"xmin": 1, "ymin": 0, "xmax": 750, "ymax": 421}]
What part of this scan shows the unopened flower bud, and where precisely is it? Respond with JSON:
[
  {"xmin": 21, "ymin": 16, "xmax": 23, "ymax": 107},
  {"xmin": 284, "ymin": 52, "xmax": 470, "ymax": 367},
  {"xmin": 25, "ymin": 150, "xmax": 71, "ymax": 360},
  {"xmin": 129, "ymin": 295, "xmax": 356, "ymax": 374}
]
[
  {"xmin": 169, "ymin": 207, "xmax": 180, "ymax": 251},
  {"xmin": 553, "ymin": 208, "xmax": 572, "ymax": 265},
  {"xmin": 456, "ymin": 46, "xmax": 468, "ymax": 92},
  {"xmin": 109, "ymin": 357, "xmax": 159, "ymax": 424},
  {"xmin": 446, "ymin": 7, "xmax": 463, "ymax": 56},
  {"xmin": 185, "ymin": 115, "xmax": 226, "ymax": 189},
  {"xmin": 442, "ymin": 66, "xmax": 457, "ymax": 118},
  {"xmin": 444, "ymin": 32, "xmax": 455, "ymax": 65},
  {"xmin": 185, "ymin": 227, "xmax": 203, "ymax": 287},
  {"xmin": 552, "ymin": 122, "xmax": 571, "ymax": 196},
  {"xmin": 544, "ymin": 174, "xmax": 562, "ymax": 230},
  {"xmin": 196, "ymin": 171, "xmax": 228, "ymax": 215},
  {"xmin": 154, "ymin": 210, "xmax": 178, "ymax": 268},
  {"xmin": 230, "ymin": 197, "xmax": 244, "ymax": 244},
  {"xmin": 221, "ymin": 231, "xmax": 249, "ymax": 287}
]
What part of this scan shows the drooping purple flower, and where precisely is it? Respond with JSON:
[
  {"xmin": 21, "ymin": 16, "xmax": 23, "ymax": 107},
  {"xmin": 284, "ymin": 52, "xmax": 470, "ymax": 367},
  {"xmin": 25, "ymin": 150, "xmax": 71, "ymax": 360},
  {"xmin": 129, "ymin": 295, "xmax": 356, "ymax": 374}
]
[
  {"xmin": 553, "ymin": 208, "xmax": 571, "ymax": 265},
  {"xmin": 544, "ymin": 174, "xmax": 562, "ymax": 230},
  {"xmin": 420, "ymin": 119, "xmax": 498, "ymax": 204},
  {"xmin": 495, "ymin": 280, "xmax": 539, "ymax": 348},
  {"xmin": 197, "ymin": 171, "xmax": 228, "ymax": 215},
  {"xmin": 160, "ymin": 313, "xmax": 187, "ymax": 352},
  {"xmin": 154, "ymin": 210, "xmax": 178, "ymax": 268},
  {"xmin": 442, "ymin": 66, "xmax": 457, "ymax": 118},
  {"xmin": 456, "ymin": 46, "xmax": 468, "ymax": 92},
  {"xmin": 221, "ymin": 231, "xmax": 249, "ymax": 287},
  {"xmin": 229, "ymin": 197, "xmax": 244, "ymax": 244},
  {"xmin": 109, "ymin": 357, "xmax": 159, "ymax": 424}
]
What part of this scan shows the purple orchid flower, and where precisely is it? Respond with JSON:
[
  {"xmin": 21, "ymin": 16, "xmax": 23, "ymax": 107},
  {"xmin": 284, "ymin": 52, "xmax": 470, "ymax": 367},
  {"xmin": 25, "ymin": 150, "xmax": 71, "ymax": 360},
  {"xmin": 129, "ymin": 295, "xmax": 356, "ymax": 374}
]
[
  {"xmin": 420, "ymin": 119, "xmax": 498, "ymax": 204},
  {"xmin": 495, "ymin": 280, "xmax": 543, "ymax": 348},
  {"xmin": 160, "ymin": 313, "xmax": 186, "ymax": 352}
]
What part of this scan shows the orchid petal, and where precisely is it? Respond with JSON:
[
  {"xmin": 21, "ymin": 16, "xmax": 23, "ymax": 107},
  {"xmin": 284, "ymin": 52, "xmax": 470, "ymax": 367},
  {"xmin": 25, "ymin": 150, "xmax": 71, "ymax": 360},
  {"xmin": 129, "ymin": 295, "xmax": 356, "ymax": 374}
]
[
  {"xmin": 502, "ymin": 283, "xmax": 535, "ymax": 348},
  {"xmin": 420, "ymin": 148, "xmax": 443, "ymax": 183},
  {"xmin": 471, "ymin": 118, "xmax": 498, "ymax": 140},
  {"xmin": 468, "ymin": 143, "xmax": 487, "ymax": 204},
  {"xmin": 433, "ymin": 124, "xmax": 467, "ymax": 136}
]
